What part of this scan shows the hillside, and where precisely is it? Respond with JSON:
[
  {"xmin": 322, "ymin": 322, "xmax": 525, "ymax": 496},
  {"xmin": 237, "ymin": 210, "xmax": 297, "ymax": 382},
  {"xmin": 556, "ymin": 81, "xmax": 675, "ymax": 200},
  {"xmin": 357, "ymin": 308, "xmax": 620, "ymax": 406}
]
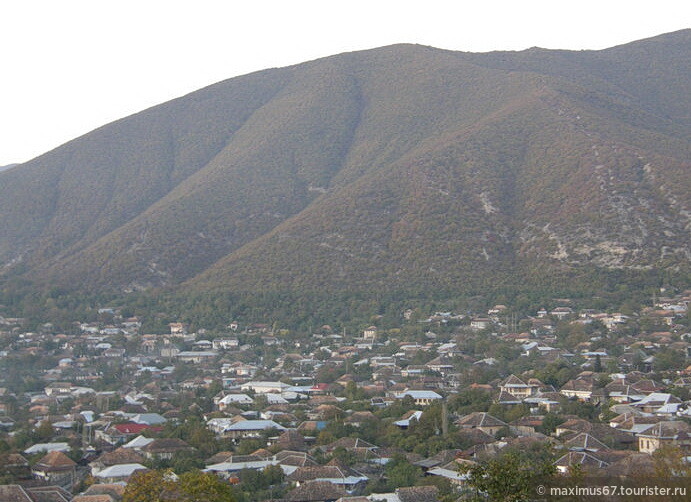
[{"xmin": 0, "ymin": 30, "xmax": 690, "ymax": 296}]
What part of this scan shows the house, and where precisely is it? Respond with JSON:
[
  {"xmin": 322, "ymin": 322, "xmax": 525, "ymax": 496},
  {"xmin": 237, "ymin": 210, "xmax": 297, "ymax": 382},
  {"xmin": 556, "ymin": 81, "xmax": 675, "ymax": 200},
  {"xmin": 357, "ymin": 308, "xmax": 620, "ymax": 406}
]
[
  {"xmin": 222, "ymin": 362, "xmax": 259, "ymax": 378},
  {"xmin": 362, "ymin": 326, "xmax": 378, "ymax": 340},
  {"xmin": 284, "ymin": 480, "xmax": 346, "ymax": 502},
  {"xmin": 394, "ymin": 410, "xmax": 423, "ymax": 429},
  {"xmin": 130, "ymin": 413, "xmax": 167, "ymax": 426},
  {"xmin": 23, "ymin": 443, "xmax": 70, "ymax": 455},
  {"xmin": 564, "ymin": 433, "xmax": 610, "ymax": 452},
  {"xmin": 97, "ymin": 422, "xmax": 159, "ymax": 445},
  {"xmin": 343, "ymin": 411, "xmax": 377, "ymax": 428},
  {"xmin": 240, "ymin": 381, "xmax": 290, "ymax": 394},
  {"xmin": 215, "ymin": 419, "xmax": 286, "ymax": 440},
  {"xmin": 605, "ymin": 452, "xmax": 656, "ymax": 477},
  {"xmin": 455, "ymin": 412, "xmax": 507, "ymax": 436},
  {"xmin": 213, "ymin": 338, "xmax": 240, "ymax": 350},
  {"xmin": 631, "ymin": 393, "xmax": 681, "ymax": 414},
  {"xmin": 0, "ymin": 453, "xmax": 30, "ymax": 480},
  {"xmin": 176, "ymin": 351, "xmax": 218, "ymax": 363},
  {"xmin": 31, "ymin": 451, "xmax": 76, "ymax": 489},
  {"xmin": 509, "ymin": 415, "xmax": 544, "ymax": 436},
  {"xmin": 169, "ymin": 322, "xmax": 187, "ymax": 335},
  {"xmin": 216, "ymin": 393, "xmax": 254, "ymax": 411},
  {"xmin": 76, "ymin": 483, "xmax": 126, "ymax": 501},
  {"xmin": 122, "ymin": 434, "xmax": 155, "ymax": 450},
  {"xmin": 44, "ymin": 382, "xmax": 72, "ymax": 397},
  {"xmin": 637, "ymin": 421, "xmax": 691, "ymax": 454},
  {"xmin": 204, "ymin": 456, "xmax": 280, "ymax": 478},
  {"xmin": 424, "ymin": 357, "xmax": 454, "ymax": 375},
  {"xmin": 287, "ymin": 462, "xmax": 368, "ymax": 492},
  {"xmin": 318, "ymin": 438, "xmax": 378, "ymax": 460},
  {"xmin": 554, "ymin": 451, "xmax": 609, "ymax": 474},
  {"xmin": 470, "ymin": 317, "xmax": 492, "ymax": 330},
  {"xmin": 560, "ymin": 377, "xmax": 595, "ymax": 401},
  {"xmin": 495, "ymin": 389, "xmax": 523, "ymax": 405},
  {"xmin": 550, "ymin": 307, "xmax": 574, "ymax": 320},
  {"xmin": 0, "ymin": 485, "xmax": 73, "ymax": 502},
  {"xmin": 275, "ymin": 430, "xmax": 308, "ymax": 452},
  {"xmin": 141, "ymin": 438, "xmax": 195, "ymax": 460},
  {"xmin": 94, "ymin": 463, "xmax": 148, "ymax": 483},
  {"xmin": 395, "ymin": 390, "xmax": 442, "ymax": 406},
  {"xmin": 89, "ymin": 447, "xmax": 145, "ymax": 476},
  {"xmin": 499, "ymin": 374, "xmax": 535, "ymax": 399},
  {"xmin": 103, "ymin": 348, "xmax": 126, "ymax": 358}
]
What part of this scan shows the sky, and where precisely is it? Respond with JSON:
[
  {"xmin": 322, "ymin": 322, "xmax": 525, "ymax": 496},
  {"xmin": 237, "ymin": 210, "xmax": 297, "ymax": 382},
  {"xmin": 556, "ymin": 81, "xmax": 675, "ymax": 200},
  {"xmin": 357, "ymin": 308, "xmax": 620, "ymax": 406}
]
[{"xmin": 0, "ymin": 0, "xmax": 689, "ymax": 166}]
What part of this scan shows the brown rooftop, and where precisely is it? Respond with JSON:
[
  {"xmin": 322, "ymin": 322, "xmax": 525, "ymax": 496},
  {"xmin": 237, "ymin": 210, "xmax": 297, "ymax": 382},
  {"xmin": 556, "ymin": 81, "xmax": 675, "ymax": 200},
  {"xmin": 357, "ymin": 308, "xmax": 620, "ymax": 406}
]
[{"xmin": 34, "ymin": 451, "xmax": 76, "ymax": 471}]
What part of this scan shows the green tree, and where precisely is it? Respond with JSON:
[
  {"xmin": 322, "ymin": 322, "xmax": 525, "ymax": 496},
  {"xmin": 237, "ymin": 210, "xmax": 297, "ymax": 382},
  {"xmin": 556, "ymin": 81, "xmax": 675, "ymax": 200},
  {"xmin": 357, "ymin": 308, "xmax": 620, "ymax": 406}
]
[
  {"xmin": 177, "ymin": 470, "xmax": 238, "ymax": 502},
  {"xmin": 123, "ymin": 470, "xmax": 175, "ymax": 502},
  {"xmin": 653, "ymin": 348, "xmax": 685, "ymax": 372},
  {"xmin": 538, "ymin": 413, "xmax": 564, "ymax": 435},
  {"xmin": 34, "ymin": 420, "xmax": 54, "ymax": 442},
  {"xmin": 123, "ymin": 469, "xmax": 237, "ymax": 502},
  {"xmin": 384, "ymin": 455, "xmax": 421, "ymax": 490},
  {"xmin": 593, "ymin": 354, "xmax": 602, "ymax": 372},
  {"xmin": 460, "ymin": 450, "xmax": 555, "ymax": 502}
]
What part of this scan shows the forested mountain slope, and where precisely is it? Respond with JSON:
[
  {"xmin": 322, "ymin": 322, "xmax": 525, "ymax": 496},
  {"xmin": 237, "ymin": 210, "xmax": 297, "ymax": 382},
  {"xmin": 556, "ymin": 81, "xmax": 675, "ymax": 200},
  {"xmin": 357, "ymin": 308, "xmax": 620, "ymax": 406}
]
[{"xmin": 1, "ymin": 30, "xmax": 689, "ymax": 294}]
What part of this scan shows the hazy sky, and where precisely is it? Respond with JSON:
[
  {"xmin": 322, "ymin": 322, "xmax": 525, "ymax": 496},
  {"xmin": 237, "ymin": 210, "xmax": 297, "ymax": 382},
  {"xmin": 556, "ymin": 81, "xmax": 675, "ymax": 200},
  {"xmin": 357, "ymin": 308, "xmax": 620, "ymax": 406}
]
[{"xmin": 1, "ymin": 0, "xmax": 689, "ymax": 166}]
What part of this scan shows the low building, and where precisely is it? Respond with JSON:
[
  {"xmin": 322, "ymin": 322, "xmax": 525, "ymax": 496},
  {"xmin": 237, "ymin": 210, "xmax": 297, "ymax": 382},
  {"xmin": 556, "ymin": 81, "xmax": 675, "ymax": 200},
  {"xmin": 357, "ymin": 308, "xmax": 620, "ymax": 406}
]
[
  {"xmin": 31, "ymin": 451, "xmax": 76, "ymax": 489},
  {"xmin": 637, "ymin": 421, "xmax": 691, "ymax": 454},
  {"xmin": 395, "ymin": 390, "xmax": 442, "ymax": 406}
]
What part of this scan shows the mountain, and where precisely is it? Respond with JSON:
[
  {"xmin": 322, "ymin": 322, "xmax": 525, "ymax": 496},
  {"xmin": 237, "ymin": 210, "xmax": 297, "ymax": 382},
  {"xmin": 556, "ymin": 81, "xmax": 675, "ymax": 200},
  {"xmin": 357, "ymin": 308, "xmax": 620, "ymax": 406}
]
[
  {"xmin": 0, "ymin": 164, "xmax": 18, "ymax": 172},
  {"xmin": 1, "ymin": 30, "xmax": 690, "ymax": 296}
]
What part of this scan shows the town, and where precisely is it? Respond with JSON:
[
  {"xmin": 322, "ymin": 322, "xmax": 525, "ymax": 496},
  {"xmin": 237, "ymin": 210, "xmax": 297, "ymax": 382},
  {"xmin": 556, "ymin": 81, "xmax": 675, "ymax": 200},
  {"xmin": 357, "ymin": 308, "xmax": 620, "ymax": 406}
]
[{"xmin": 0, "ymin": 289, "xmax": 689, "ymax": 501}]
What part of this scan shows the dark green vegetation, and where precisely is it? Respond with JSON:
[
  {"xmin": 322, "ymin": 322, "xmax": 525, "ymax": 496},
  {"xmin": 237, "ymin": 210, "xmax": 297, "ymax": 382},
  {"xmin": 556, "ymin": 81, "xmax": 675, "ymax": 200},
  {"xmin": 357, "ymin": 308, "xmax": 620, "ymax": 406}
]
[{"xmin": 1, "ymin": 31, "xmax": 690, "ymax": 310}]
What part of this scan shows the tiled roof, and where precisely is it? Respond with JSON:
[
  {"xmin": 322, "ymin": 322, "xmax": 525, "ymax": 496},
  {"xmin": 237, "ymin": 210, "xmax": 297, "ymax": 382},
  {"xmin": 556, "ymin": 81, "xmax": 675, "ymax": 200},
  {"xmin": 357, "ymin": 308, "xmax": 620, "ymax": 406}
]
[
  {"xmin": 34, "ymin": 451, "xmax": 76, "ymax": 471},
  {"xmin": 496, "ymin": 390, "xmax": 522, "ymax": 403},
  {"xmin": 142, "ymin": 438, "xmax": 194, "ymax": 453},
  {"xmin": 554, "ymin": 451, "xmax": 609, "ymax": 470},
  {"xmin": 95, "ymin": 463, "xmax": 147, "ymax": 479},
  {"xmin": 82, "ymin": 484, "xmax": 125, "ymax": 498},
  {"xmin": 72, "ymin": 496, "xmax": 116, "ymax": 502},
  {"xmin": 605, "ymin": 452, "xmax": 655, "ymax": 476},
  {"xmin": 95, "ymin": 447, "xmax": 145, "ymax": 465},
  {"xmin": 455, "ymin": 412, "xmax": 507, "ymax": 428},
  {"xmin": 564, "ymin": 433, "xmax": 609, "ymax": 452},
  {"xmin": 396, "ymin": 486, "xmax": 440, "ymax": 502},
  {"xmin": 288, "ymin": 466, "xmax": 353, "ymax": 483},
  {"xmin": 0, "ymin": 485, "xmax": 33, "ymax": 502},
  {"xmin": 284, "ymin": 480, "xmax": 346, "ymax": 502},
  {"xmin": 322, "ymin": 437, "xmax": 376, "ymax": 451},
  {"xmin": 638, "ymin": 420, "xmax": 691, "ymax": 439},
  {"xmin": 501, "ymin": 374, "xmax": 528, "ymax": 387},
  {"xmin": 112, "ymin": 423, "xmax": 151, "ymax": 434}
]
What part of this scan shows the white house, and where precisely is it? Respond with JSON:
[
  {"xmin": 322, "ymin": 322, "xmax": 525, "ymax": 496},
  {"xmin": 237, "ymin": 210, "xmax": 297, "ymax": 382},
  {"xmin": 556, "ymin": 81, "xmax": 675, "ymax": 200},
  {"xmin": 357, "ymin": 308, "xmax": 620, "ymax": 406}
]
[{"xmin": 396, "ymin": 390, "xmax": 442, "ymax": 406}]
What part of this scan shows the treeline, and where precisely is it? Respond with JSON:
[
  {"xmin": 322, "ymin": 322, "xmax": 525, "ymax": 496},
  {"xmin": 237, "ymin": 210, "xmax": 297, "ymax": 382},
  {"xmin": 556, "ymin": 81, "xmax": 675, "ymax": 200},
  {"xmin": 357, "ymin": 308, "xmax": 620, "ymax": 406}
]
[{"xmin": 0, "ymin": 266, "xmax": 687, "ymax": 332}]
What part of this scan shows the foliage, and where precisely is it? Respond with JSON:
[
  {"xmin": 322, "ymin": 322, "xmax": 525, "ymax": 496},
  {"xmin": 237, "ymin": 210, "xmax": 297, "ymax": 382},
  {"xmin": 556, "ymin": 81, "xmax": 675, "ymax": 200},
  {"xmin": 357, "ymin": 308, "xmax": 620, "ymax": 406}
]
[
  {"xmin": 538, "ymin": 413, "xmax": 565, "ymax": 435},
  {"xmin": 460, "ymin": 450, "xmax": 556, "ymax": 502},
  {"xmin": 652, "ymin": 348, "xmax": 686, "ymax": 372},
  {"xmin": 123, "ymin": 470, "xmax": 175, "ymax": 502},
  {"xmin": 383, "ymin": 454, "xmax": 422, "ymax": 491},
  {"xmin": 177, "ymin": 470, "xmax": 240, "ymax": 502},
  {"xmin": 237, "ymin": 465, "xmax": 285, "ymax": 501},
  {"xmin": 652, "ymin": 445, "xmax": 691, "ymax": 478},
  {"xmin": 123, "ymin": 469, "xmax": 238, "ymax": 502},
  {"xmin": 448, "ymin": 388, "xmax": 492, "ymax": 415}
]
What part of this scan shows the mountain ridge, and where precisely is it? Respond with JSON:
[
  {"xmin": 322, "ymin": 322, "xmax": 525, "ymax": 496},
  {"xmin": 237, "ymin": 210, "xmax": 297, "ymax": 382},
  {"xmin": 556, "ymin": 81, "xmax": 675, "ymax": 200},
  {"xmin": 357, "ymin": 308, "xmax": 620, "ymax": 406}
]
[{"xmin": 1, "ymin": 30, "xmax": 689, "ymax": 295}]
